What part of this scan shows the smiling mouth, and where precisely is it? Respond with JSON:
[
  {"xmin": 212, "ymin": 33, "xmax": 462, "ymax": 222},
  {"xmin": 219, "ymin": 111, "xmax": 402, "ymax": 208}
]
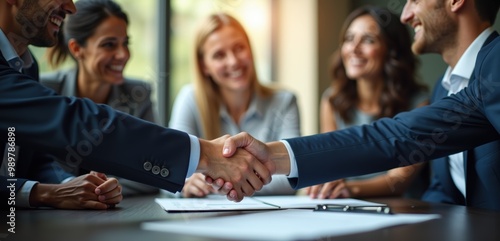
[
  {"xmin": 227, "ymin": 69, "xmax": 243, "ymax": 78},
  {"xmin": 49, "ymin": 16, "xmax": 62, "ymax": 27}
]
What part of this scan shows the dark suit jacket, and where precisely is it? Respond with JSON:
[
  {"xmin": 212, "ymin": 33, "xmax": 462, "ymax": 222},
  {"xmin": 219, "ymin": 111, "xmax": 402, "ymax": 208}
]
[
  {"xmin": 1, "ymin": 55, "xmax": 73, "ymax": 208},
  {"xmin": 285, "ymin": 35, "xmax": 500, "ymax": 212},
  {"xmin": 422, "ymin": 32, "xmax": 500, "ymax": 210},
  {"xmin": 0, "ymin": 50, "xmax": 191, "ymax": 209}
]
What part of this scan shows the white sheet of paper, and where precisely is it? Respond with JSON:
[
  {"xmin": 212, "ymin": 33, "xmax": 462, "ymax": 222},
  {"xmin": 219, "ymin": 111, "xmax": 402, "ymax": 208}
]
[
  {"xmin": 142, "ymin": 209, "xmax": 440, "ymax": 240},
  {"xmin": 155, "ymin": 195, "xmax": 384, "ymax": 212},
  {"xmin": 155, "ymin": 195, "xmax": 279, "ymax": 212}
]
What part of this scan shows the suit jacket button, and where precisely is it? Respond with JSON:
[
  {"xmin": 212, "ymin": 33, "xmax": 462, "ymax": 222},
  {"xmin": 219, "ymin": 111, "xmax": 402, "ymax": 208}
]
[
  {"xmin": 160, "ymin": 168, "xmax": 169, "ymax": 177},
  {"xmin": 152, "ymin": 165, "xmax": 160, "ymax": 175},
  {"xmin": 143, "ymin": 162, "xmax": 152, "ymax": 171}
]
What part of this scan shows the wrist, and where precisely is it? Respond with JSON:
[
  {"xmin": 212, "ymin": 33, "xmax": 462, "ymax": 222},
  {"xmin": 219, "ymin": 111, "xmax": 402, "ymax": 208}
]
[
  {"xmin": 30, "ymin": 183, "xmax": 54, "ymax": 207},
  {"xmin": 268, "ymin": 141, "xmax": 290, "ymax": 175},
  {"xmin": 196, "ymin": 139, "xmax": 210, "ymax": 173}
]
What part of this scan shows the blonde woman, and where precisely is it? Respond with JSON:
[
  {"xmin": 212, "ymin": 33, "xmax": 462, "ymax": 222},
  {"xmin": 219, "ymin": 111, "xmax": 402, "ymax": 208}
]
[{"xmin": 169, "ymin": 13, "xmax": 300, "ymax": 197}]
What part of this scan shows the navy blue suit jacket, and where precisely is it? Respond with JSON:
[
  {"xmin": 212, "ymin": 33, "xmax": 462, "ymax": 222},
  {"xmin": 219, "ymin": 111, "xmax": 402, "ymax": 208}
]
[
  {"xmin": 0, "ymin": 50, "xmax": 191, "ymax": 209},
  {"xmin": 285, "ymin": 35, "xmax": 500, "ymax": 212},
  {"xmin": 1, "ymin": 55, "xmax": 73, "ymax": 208},
  {"xmin": 421, "ymin": 32, "xmax": 500, "ymax": 210}
]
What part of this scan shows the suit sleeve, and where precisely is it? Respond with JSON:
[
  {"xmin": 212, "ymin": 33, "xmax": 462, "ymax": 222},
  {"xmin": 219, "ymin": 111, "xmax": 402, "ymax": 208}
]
[
  {"xmin": 285, "ymin": 37, "xmax": 500, "ymax": 189},
  {"xmin": 0, "ymin": 58, "xmax": 191, "ymax": 193}
]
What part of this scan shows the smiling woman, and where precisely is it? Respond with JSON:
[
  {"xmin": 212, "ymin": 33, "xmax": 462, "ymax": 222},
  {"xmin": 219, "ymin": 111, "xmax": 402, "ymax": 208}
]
[
  {"xmin": 38, "ymin": 0, "xmax": 159, "ymax": 197},
  {"xmin": 168, "ymin": 13, "xmax": 300, "ymax": 198}
]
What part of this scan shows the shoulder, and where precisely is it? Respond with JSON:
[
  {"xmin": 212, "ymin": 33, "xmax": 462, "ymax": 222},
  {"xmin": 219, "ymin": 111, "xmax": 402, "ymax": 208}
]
[
  {"xmin": 269, "ymin": 89, "xmax": 297, "ymax": 103},
  {"xmin": 120, "ymin": 78, "xmax": 153, "ymax": 94},
  {"xmin": 321, "ymin": 86, "xmax": 333, "ymax": 100},
  {"xmin": 40, "ymin": 68, "xmax": 73, "ymax": 84},
  {"xmin": 476, "ymin": 35, "xmax": 500, "ymax": 69},
  {"xmin": 39, "ymin": 68, "xmax": 75, "ymax": 91},
  {"xmin": 174, "ymin": 84, "xmax": 196, "ymax": 101}
]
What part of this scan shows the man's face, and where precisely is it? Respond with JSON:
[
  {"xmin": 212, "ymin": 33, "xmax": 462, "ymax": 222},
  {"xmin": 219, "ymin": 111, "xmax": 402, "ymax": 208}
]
[
  {"xmin": 14, "ymin": 0, "xmax": 75, "ymax": 47},
  {"xmin": 400, "ymin": 0, "xmax": 457, "ymax": 55}
]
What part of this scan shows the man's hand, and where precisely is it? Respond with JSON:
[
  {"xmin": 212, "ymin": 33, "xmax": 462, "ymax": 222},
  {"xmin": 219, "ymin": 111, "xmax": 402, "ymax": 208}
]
[
  {"xmin": 30, "ymin": 172, "xmax": 122, "ymax": 209},
  {"xmin": 197, "ymin": 135, "xmax": 271, "ymax": 202},
  {"xmin": 212, "ymin": 132, "xmax": 292, "ymax": 201},
  {"xmin": 221, "ymin": 132, "xmax": 276, "ymax": 174}
]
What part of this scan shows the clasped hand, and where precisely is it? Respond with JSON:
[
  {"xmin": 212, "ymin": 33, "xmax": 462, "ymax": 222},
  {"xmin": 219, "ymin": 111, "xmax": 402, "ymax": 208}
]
[{"xmin": 198, "ymin": 133, "xmax": 277, "ymax": 202}]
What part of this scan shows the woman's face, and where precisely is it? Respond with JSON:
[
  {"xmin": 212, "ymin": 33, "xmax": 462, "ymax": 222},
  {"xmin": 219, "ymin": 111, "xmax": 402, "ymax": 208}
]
[
  {"xmin": 341, "ymin": 14, "xmax": 387, "ymax": 81},
  {"xmin": 201, "ymin": 25, "xmax": 254, "ymax": 93},
  {"xmin": 76, "ymin": 16, "xmax": 130, "ymax": 85}
]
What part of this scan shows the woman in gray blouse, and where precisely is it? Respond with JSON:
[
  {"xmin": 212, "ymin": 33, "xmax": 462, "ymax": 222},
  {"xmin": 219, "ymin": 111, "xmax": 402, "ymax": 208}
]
[{"xmin": 169, "ymin": 13, "xmax": 301, "ymax": 197}]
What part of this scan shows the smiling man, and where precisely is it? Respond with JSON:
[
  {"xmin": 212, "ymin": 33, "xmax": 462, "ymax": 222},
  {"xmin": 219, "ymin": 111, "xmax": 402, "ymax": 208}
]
[{"xmin": 400, "ymin": 0, "xmax": 500, "ymax": 210}]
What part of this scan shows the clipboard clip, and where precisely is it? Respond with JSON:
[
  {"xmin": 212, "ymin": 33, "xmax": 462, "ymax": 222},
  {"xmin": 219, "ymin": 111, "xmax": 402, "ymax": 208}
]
[{"xmin": 314, "ymin": 204, "xmax": 392, "ymax": 214}]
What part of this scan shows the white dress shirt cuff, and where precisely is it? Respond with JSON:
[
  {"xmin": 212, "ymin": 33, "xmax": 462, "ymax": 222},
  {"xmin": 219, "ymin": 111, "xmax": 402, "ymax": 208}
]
[
  {"xmin": 18, "ymin": 180, "xmax": 38, "ymax": 208},
  {"xmin": 280, "ymin": 140, "xmax": 298, "ymax": 178},
  {"xmin": 187, "ymin": 134, "xmax": 200, "ymax": 178}
]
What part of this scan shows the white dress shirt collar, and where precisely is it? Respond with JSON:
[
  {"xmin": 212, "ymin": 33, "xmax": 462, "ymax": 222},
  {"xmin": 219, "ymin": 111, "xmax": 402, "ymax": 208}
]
[{"xmin": 441, "ymin": 28, "xmax": 493, "ymax": 94}]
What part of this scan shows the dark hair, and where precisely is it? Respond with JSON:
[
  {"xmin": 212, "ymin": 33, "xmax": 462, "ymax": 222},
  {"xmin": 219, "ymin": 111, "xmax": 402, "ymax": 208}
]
[
  {"xmin": 328, "ymin": 5, "xmax": 427, "ymax": 123},
  {"xmin": 46, "ymin": 0, "xmax": 128, "ymax": 67},
  {"xmin": 474, "ymin": 0, "xmax": 500, "ymax": 24}
]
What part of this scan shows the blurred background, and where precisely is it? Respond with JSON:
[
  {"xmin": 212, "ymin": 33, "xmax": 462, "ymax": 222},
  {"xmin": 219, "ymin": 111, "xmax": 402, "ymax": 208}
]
[{"xmin": 31, "ymin": 0, "xmax": 500, "ymax": 136}]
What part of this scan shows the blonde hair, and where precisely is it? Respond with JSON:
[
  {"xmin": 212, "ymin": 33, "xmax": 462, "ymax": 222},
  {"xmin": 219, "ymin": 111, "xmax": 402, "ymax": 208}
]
[{"xmin": 193, "ymin": 13, "xmax": 273, "ymax": 139}]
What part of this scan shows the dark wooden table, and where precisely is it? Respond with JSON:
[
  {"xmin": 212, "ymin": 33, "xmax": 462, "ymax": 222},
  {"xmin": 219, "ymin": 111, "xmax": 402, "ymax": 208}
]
[{"xmin": 1, "ymin": 195, "xmax": 499, "ymax": 241}]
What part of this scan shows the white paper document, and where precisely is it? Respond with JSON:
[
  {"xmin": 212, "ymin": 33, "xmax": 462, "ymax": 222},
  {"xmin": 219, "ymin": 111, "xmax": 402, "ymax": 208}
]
[
  {"xmin": 155, "ymin": 195, "xmax": 383, "ymax": 212},
  {"xmin": 142, "ymin": 209, "xmax": 440, "ymax": 240}
]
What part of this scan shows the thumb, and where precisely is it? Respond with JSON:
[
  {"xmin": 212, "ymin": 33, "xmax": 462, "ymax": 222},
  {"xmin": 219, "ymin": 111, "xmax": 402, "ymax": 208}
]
[{"xmin": 222, "ymin": 132, "xmax": 253, "ymax": 157}]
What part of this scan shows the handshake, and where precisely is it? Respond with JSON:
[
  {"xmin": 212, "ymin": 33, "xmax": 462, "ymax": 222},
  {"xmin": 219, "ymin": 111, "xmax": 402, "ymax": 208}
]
[{"xmin": 196, "ymin": 132, "xmax": 291, "ymax": 202}]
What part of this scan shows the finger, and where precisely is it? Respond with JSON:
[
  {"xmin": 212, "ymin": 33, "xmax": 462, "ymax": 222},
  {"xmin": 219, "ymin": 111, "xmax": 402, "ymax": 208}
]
[
  {"xmin": 95, "ymin": 178, "xmax": 119, "ymax": 195},
  {"xmin": 330, "ymin": 182, "xmax": 347, "ymax": 199},
  {"xmin": 82, "ymin": 200, "xmax": 109, "ymax": 210},
  {"xmin": 216, "ymin": 182, "xmax": 233, "ymax": 195},
  {"xmin": 204, "ymin": 176, "xmax": 214, "ymax": 185},
  {"xmin": 211, "ymin": 178, "xmax": 225, "ymax": 191},
  {"xmin": 339, "ymin": 188, "xmax": 351, "ymax": 198},
  {"xmin": 319, "ymin": 183, "xmax": 334, "ymax": 199},
  {"xmin": 253, "ymin": 162, "xmax": 272, "ymax": 185},
  {"xmin": 183, "ymin": 180, "xmax": 210, "ymax": 198},
  {"xmin": 90, "ymin": 171, "xmax": 108, "ymax": 180},
  {"xmin": 98, "ymin": 187, "xmax": 122, "ymax": 203},
  {"xmin": 226, "ymin": 189, "xmax": 239, "ymax": 202},
  {"xmin": 100, "ymin": 193, "xmax": 123, "ymax": 204},
  {"xmin": 309, "ymin": 185, "xmax": 323, "ymax": 199},
  {"xmin": 230, "ymin": 188, "xmax": 244, "ymax": 202}
]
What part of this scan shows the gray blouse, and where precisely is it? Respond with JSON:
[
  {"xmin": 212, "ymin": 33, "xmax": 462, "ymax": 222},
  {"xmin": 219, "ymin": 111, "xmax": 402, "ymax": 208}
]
[{"xmin": 170, "ymin": 84, "xmax": 301, "ymax": 195}]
